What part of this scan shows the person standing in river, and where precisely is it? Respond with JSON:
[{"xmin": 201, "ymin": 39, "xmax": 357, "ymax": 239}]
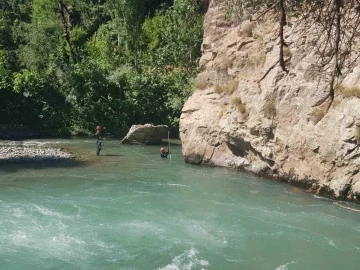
[{"xmin": 95, "ymin": 126, "xmax": 105, "ymax": 156}]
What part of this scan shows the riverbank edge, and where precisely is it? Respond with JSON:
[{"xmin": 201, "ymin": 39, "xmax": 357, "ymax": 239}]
[
  {"xmin": 0, "ymin": 140, "xmax": 76, "ymax": 165},
  {"xmin": 184, "ymin": 159, "xmax": 360, "ymax": 206}
]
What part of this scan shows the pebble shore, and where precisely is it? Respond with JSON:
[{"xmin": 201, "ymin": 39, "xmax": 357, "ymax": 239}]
[{"xmin": 0, "ymin": 141, "xmax": 74, "ymax": 164}]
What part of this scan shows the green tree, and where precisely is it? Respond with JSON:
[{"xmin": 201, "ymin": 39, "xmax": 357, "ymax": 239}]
[
  {"xmin": 17, "ymin": 0, "xmax": 62, "ymax": 71},
  {"xmin": 12, "ymin": 69, "xmax": 70, "ymax": 133},
  {"xmin": 143, "ymin": 0, "xmax": 203, "ymax": 67},
  {"xmin": 0, "ymin": 0, "xmax": 204, "ymax": 136}
]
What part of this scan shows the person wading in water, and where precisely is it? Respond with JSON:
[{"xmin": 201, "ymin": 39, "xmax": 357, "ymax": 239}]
[
  {"xmin": 160, "ymin": 130, "xmax": 172, "ymax": 159},
  {"xmin": 160, "ymin": 147, "xmax": 170, "ymax": 158},
  {"xmin": 95, "ymin": 126, "xmax": 105, "ymax": 156}
]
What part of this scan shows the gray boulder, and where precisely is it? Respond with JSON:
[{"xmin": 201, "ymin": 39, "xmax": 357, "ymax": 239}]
[{"xmin": 121, "ymin": 124, "xmax": 168, "ymax": 145}]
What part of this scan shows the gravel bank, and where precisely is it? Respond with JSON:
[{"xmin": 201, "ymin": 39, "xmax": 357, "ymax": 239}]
[{"xmin": 0, "ymin": 140, "xmax": 74, "ymax": 164}]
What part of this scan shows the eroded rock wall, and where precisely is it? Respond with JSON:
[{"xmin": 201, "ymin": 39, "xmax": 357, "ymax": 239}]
[{"xmin": 180, "ymin": 1, "xmax": 360, "ymax": 201}]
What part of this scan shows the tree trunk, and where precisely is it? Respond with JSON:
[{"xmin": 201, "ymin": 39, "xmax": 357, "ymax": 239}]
[
  {"xmin": 279, "ymin": 0, "xmax": 288, "ymax": 73},
  {"xmin": 328, "ymin": 0, "xmax": 342, "ymax": 106},
  {"xmin": 58, "ymin": 0, "xmax": 76, "ymax": 64}
]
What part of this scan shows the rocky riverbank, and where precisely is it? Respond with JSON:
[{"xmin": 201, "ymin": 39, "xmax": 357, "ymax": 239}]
[
  {"xmin": 0, "ymin": 140, "xmax": 74, "ymax": 165},
  {"xmin": 180, "ymin": 1, "xmax": 360, "ymax": 202}
]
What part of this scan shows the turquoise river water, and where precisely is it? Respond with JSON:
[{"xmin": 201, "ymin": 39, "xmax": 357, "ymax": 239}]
[{"xmin": 0, "ymin": 138, "xmax": 360, "ymax": 270}]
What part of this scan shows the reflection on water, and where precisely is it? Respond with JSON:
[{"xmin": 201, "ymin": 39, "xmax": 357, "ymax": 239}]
[{"xmin": 0, "ymin": 138, "xmax": 360, "ymax": 270}]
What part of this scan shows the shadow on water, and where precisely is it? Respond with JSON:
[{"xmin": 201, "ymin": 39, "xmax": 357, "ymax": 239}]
[
  {"xmin": 0, "ymin": 180, "xmax": 59, "ymax": 197},
  {"xmin": 0, "ymin": 157, "xmax": 87, "ymax": 173},
  {"xmin": 99, "ymin": 154, "xmax": 123, "ymax": 157}
]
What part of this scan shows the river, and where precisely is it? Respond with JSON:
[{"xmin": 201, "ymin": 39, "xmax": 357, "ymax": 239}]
[{"xmin": 0, "ymin": 138, "xmax": 359, "ymax": 270}]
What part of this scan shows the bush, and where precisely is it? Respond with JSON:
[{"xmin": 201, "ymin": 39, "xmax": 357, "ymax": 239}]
[
  {"xmin": 215, "ymin": 80, "xmax": 238, "ymax": 94},
  {"xmin": 61, "ymin": 61, "xmax": 127, "ymax": 134},
  {"xmin": 355, "ymin": 125, "xmax": 360, "ymax": 144},
  {"xmin": 194, "ymin": 75, "xmax": 208, "ymax": 90},
  {"xmin": 336, "ymin": 84, "xmax": 360, "ymax": 98},
  {"xmin": 283, "ymin": 47, "xmax": 292, "ymax": 58},
  {"xmin": 12, "ymin": 69, "xmax": 71, "ymax": 135},
  {"xmin": 242, "ymin": 22, "xmax": 256, "ymax": 37},
  {"xmin": 231, "ymin": 96, "xmax": 246, "ymax": 113},
  {"xmin": 244, "ymin": 51, "xmax": 266, "ymax": 68},
  {"xmin": 309, "ymin": 109, "xmax": 325, "ymax": 124},
  {"xmin": 263, "ymin": 99, "xmax": 276, "ymax": 119},
  {"xmin": 215, "ymin": 58, "xmax": 233, "ymax": 72}
]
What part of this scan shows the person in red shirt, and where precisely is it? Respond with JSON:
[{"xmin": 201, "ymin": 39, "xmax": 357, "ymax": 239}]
[{"xmin": 95, "ymin": 126, "xmax": 105, "ymax": 156}]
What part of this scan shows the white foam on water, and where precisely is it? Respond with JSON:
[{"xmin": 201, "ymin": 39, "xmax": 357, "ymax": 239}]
[
  {"xmin": 8, "ymin": 230, "xmax": 33, "ymax": 249},
  {"xmin": 329, "ymin": 240, "xmax": 336, "ymax": 247},
  {"xmin": 312, "ymin": 195, "xmax": 331, "ymax": 201},
  {"xmin": 56, "ymin": 221, "xmax": 69, "ymax": 230},
  {"xmin": 185, "ymin": 221, "xmax": 212, "ymax": 241},
  {"xmin": 12, "ymin": 230, "xmax": 27, "ymax": 241},
  {"xmin": 225, "ymin": 257, "xmax": 243, "ymax": 263},
  {"xmin": 167, "ymin": 183, "xmax": 191, "ymax": 188},
  {"xmin": 136, "ymin": 180, "xmax": 148, "ymax": 184},
  {"xmin": 209, "ymin": 199, "xmax": 234, "ymax": 206},
  {"xmin": 33, "ymin": 205, "xmax": 74, "ymax": 220},
  {"xmin": 275, "ymin": 261, "xmax": 296, "ymax": 270},
  {"xmin": 67, "ymin": 174, "xmax": 88, "ymax": 179},
  {"xmin": 134, "ymin": 191, "xmax": 151, "ymax": 195},
  {"xmin": 93, "ymin": 240, "xmax": 116, "ymax": 250},
  {"xmin": 324, "ymin": 238, "xmax": 342, "ymax": 250},
  {"xmin": 158, "ymin": 248, "xmax": 209, "ymax": 270},
  {"xmin": 12, "ymin": 208, "xmax": 25, "ymax": 218},
  {"xmin": 52, "ymin": 233, "xmax": 86, "ymax": 246},
  {"xmin": 114, "ymin": 221, "xmax": 166, "ymax": 240}
]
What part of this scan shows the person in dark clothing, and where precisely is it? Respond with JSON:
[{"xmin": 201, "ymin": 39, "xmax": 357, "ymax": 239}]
[
  {"xmin": 160, "ymin": 147, "xmax": 170, "ymax": 158},
  {"xmin": 95, "ymin": 126, "xmax": 105, "ymax": 156}
]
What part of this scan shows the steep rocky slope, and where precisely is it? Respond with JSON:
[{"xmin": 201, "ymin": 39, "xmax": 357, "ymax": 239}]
[{"xmin": 180, "ymin": 1, "xmax": 360, "ymax": 201}]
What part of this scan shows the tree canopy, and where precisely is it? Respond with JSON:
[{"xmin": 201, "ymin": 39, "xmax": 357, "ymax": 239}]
[{"xmin": 0, "ymin": 0, "xmax": 204, "ymax": 136}]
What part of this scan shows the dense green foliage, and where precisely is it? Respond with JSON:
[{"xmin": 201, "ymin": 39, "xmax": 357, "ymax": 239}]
[{"xmin": 0, "ymin": 0, "xmax": 203, "ymax": 136}]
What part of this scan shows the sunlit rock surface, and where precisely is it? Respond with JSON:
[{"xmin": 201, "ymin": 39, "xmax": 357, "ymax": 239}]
[
  {"xmin": 122, "ymin": 124, "xmax": 168, "ymax": 145},
  {"xmin": 180, "ymin": 1, "xmax": 360, "ymax": 202}
]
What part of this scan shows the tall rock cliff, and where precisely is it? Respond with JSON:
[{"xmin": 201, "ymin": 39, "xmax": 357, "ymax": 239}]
[{"xmin": 180, "ymin": 1, "xmax": 360, "ymax": 202}]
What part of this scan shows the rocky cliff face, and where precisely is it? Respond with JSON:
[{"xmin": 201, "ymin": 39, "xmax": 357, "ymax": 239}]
[{"xmin": 180, "ymin": 1, "xmax": 360, "ymax": 202}]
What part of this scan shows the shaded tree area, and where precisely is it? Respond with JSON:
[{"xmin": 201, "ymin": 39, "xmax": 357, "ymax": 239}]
[{"xmin": 0, "ymin": 0, "xmax": 204, "ymax": 136}]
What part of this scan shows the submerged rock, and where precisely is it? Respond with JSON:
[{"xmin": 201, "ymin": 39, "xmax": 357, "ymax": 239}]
[{"xmin": 121, "ymin": 124, "xmax": 168, "ymax": 145}]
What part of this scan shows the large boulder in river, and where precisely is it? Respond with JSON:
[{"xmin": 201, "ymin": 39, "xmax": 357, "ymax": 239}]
[{"xmin": 121, "ymin": 124, "xmax": 168, "ymax": 145}]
